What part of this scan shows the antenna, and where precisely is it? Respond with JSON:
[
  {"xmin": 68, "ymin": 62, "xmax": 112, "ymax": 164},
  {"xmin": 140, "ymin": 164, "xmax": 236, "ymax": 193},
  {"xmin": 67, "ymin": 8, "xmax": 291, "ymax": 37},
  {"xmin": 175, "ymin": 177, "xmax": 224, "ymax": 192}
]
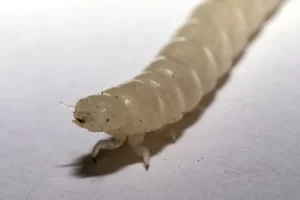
[{"xmin": 59, "ymin": 101, "xmax": 75, "ymax": 111}]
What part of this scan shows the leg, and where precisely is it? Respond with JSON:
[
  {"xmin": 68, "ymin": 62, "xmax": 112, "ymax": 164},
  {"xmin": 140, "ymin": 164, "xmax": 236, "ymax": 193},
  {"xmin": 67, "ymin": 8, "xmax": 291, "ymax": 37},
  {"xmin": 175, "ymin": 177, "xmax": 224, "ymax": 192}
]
[
  {"xmin": 156, "ymin": 125, "xmax": 176, "ymax": 143},
  {"xmin": 195, "ymin": 104, "xmax": 206, "ymax": 112},
  {"xmin": 92, "ymin": 135, "xmax": 126, "ymax": 162},
  {"xmin": 128, "ymin": 134, "xmax": 150, "ymax": 170},
  {"xmin": 166, "ymin": 127, "xmax": 177, "ymax": 143}
]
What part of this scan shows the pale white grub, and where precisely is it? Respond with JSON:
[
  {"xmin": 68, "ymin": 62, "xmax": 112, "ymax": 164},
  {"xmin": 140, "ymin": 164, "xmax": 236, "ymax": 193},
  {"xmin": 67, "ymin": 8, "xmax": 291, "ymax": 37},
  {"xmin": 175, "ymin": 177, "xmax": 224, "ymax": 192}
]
[{"xmin": 67, "ymin": 0, "xmax": 282, "ymax": 170}]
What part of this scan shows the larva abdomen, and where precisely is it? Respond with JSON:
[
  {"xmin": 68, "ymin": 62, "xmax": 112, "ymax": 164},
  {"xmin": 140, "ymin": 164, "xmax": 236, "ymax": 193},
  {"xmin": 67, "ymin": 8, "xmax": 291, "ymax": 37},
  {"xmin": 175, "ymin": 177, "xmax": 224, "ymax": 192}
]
[
  {"xmin": 134, "ymin": 70, "xmax": 185, "ymax": 125},
  {"xmin": 189, "ymin": 0, "xmax": 248, "ymax": 55},
  {"xmin": 216, "ymin": 0, "xmax": 265, "ymax": 35},
  {"xmin": 157, "ymin": 38, "xmax": 218, "ymax": 94},
  {"xmin": 143, "ymin": 57, "xmax": 204, "ymax": 112},
  {"xmin": 265, "ymin": 0, "xmax": 281, "ymax": 14},
  {"xmin": 173, "ymin": 18, "xmax": 233, "ymax": 76}
]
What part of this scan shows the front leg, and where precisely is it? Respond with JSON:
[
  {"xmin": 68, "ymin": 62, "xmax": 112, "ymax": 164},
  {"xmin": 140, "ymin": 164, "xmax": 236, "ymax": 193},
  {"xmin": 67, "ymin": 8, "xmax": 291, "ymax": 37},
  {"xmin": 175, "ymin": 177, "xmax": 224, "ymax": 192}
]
[
  {"xmin": 166, "ymin": 127, "xmax": 177, "ymax": 143},
  {"xmin": 92, "ymin": 135, "xmax": 126, "ymax": 162},
  {"xmin": 128, "ymin": 133, "xmax": 150, "ymax": 170}
]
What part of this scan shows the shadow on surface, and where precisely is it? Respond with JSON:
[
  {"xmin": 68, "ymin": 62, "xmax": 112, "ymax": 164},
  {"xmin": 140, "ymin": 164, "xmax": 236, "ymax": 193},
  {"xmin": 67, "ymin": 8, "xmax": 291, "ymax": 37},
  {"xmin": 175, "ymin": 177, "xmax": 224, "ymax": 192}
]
[{"xmin": 61, "ymin": 4, "xmax": 285, "ymax": 178}]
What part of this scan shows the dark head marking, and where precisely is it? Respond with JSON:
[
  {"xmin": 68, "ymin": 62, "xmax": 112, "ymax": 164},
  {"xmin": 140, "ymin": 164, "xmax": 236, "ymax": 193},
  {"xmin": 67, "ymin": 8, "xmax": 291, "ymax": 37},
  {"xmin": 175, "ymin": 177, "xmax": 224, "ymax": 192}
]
[{"xmin": 76, "ymin": 117, "xmax": 85, "ymax": 123}]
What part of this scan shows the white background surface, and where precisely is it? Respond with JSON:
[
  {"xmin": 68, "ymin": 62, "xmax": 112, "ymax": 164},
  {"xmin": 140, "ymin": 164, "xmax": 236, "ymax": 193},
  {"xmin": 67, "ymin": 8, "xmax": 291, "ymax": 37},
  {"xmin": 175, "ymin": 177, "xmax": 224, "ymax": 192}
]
[{"xmin": 0, "ymin": 0, "xmax": 299, "ymax": 199}]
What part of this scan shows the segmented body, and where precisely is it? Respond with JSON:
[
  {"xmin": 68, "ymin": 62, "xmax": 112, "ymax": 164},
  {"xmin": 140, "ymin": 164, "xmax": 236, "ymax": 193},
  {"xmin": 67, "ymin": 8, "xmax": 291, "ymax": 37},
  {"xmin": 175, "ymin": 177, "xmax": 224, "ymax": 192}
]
[{"xmin": 71, "ymin": 0, "xmax": 282, "ymax": 168}]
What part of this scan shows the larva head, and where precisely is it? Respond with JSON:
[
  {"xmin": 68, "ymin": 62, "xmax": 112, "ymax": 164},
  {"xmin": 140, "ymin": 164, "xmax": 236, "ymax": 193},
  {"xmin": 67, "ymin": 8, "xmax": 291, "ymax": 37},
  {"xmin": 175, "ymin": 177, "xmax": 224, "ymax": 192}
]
[{"xmin": 72, "ymin": 94, "xmax": 129, "ymax": 134}]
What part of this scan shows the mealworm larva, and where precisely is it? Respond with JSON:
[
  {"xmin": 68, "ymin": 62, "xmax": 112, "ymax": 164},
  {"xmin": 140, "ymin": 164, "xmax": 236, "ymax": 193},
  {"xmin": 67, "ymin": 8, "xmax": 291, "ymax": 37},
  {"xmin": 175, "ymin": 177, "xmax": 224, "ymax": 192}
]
[{"xmin": 64, "ymin": 0, "xmax": 283, "ymax": 169}]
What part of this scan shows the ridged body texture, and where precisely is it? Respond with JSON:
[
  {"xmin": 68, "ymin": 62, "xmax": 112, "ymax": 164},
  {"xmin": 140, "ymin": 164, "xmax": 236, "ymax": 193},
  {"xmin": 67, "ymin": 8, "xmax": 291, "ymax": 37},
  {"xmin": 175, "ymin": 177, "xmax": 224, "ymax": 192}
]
[{"xmin": 71, "ymin": 0, "xmax": 282, "ymax": 168}]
